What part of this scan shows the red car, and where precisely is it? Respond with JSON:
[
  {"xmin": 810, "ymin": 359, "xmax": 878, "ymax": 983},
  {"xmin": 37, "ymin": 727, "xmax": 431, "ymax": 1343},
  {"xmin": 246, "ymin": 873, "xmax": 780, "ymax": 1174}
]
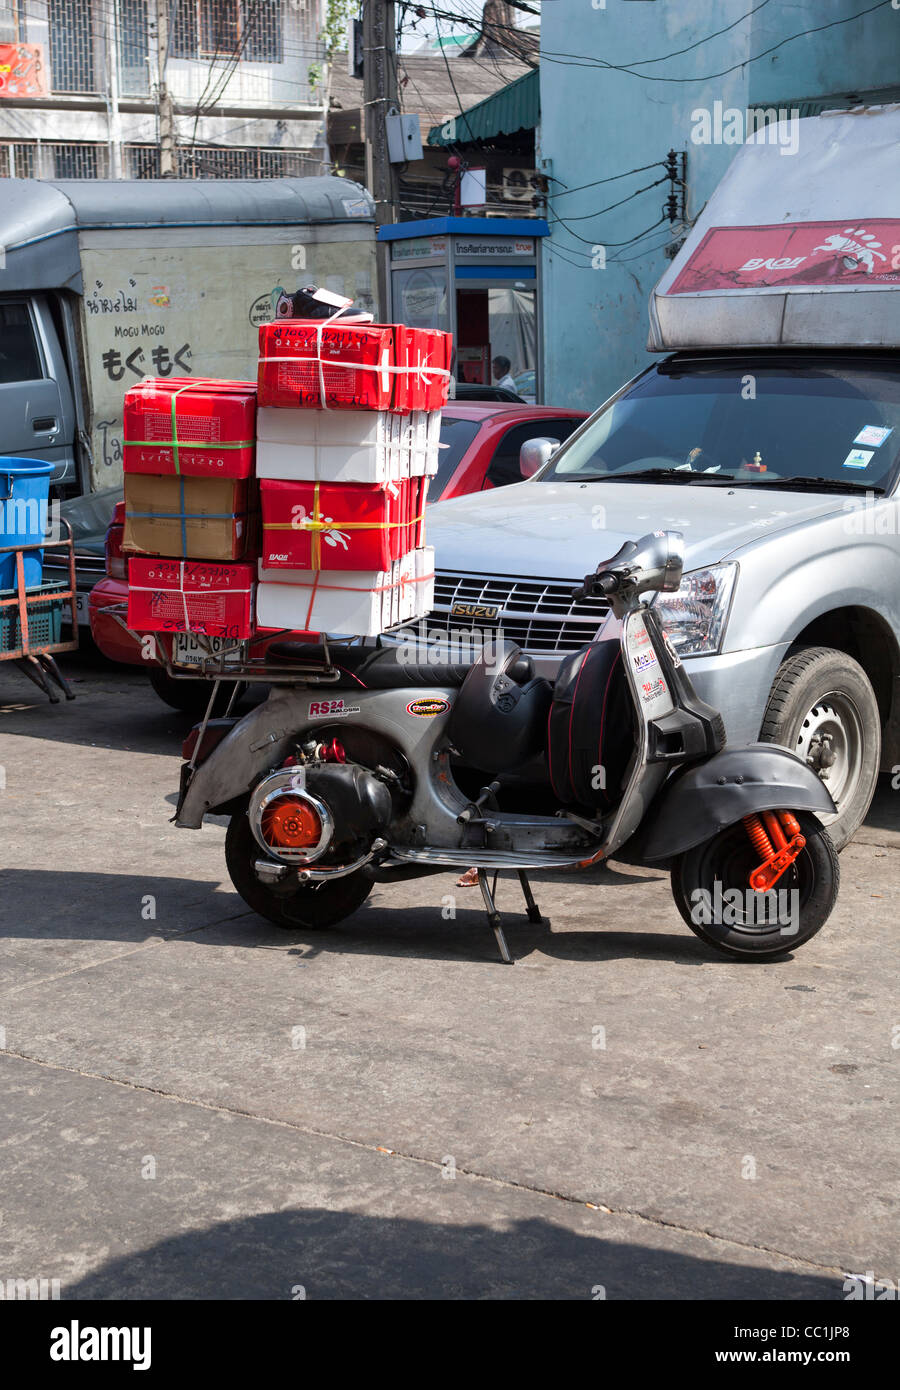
[
  {"xmin": 89, "ymin": 403, "xmax": 587, "ymax": 709},
  {"xmin": 430, "ymin": 403, "xmax": 587, "ymax": 501}
]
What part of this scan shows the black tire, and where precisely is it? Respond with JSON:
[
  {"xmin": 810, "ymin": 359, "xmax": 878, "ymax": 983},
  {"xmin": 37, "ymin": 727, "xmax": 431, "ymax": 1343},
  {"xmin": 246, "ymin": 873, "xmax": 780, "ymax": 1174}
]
[
  {"xmin": 671, "ymin": 809, "xmax": 839, "ymax": 959},
  {"xmin": 224, "ymin": 810, "xmax": 372, "ymax": 930},
  {"xmin": 759, "ymin": 647, "xmax": 880, "ymax": 852},
  {"xmin": 148, "ymin": 666, "xmax": 237, "ymax": 716}
]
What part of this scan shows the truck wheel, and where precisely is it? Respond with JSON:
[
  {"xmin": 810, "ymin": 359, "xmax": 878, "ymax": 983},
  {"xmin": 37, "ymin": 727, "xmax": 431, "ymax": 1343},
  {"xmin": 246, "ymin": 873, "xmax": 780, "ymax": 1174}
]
[
  {"xmin": 759, "ymin": 647, "xmax": 880, "ymax": 852},
  {"xmin": 148, "ymin": 667, "xmax": 237, "ymax": 716},
  {"xmin": 224, "ymin": 811, "xmax": 373, "ymax": 930}
]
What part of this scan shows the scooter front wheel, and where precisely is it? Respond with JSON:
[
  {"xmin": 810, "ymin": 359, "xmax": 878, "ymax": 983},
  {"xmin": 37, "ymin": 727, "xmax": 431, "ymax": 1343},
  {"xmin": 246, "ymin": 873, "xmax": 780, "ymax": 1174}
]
[
  {"xmin": 671, "ymin": 810, "xmax": 839, "ymax": 959},
  {"xmin": 225, "ymin": 811, "xmax": 373, "ymax": 930}
]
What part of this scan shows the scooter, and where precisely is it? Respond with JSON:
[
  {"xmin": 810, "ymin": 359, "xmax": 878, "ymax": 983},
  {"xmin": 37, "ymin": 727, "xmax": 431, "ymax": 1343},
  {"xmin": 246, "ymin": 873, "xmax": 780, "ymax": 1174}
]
[{"xmin": 174, "ymin": 531, "xmax": 839, "ymax": 962}]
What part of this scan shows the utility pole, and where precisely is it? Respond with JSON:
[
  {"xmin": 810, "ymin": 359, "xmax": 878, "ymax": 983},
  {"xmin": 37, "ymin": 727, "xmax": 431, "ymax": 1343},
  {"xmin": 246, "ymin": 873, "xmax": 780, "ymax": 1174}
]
[
  {"xmin": 154, "ymin": 0, "xmax": 176, "ymax": 177},
  {"xmin": 362, "ymin": 0, "xmax": 399, "ymax": 313}
]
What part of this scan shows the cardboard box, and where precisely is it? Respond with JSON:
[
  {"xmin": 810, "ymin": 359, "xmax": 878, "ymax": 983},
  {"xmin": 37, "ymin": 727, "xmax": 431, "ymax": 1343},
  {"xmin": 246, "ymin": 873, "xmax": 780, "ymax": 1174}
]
[
  {"xmin": 256, "ymin": 546, "xmax": 435, "ymax": 636},
  {"xmin": 123, "ymin": 377, "xmax": 256, "ymax": 479},
  {"xmin": 123, "ymin": 474, "xmax": 256, "ymax": 561},
  {"xmin": 258, "ymin": 320, "xmax": 395, "ymax": 410},
  {"xmin": 256, "ymin": 407, "xmax": 440, "ymax": 484},
  {"xmin": 392, "ymin": 326, "xmax": 452, "ymax": 413},
  {"xmin": 257, "ymin": 566, "xmax": 396, "ymax": 637},
  {"xmin": 256, "ymin": 407, "xmax": 398, "ymax": 484},
  {"xmin": 260, "ymin": 478, "xmax": 403, "ymax": 573},
  {"xmin": 127, "ymin": 556, "xmax": 255, "ymax": 637}
]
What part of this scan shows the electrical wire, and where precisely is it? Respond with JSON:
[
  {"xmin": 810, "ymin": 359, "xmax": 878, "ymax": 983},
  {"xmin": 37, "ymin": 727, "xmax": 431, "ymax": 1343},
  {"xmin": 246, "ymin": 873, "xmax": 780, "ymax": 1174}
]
[
  {"xmin": 549, "ymin": 175, "xmax": 668, "ymax": 223},
  {"xmin": 548, "ymin": 161, "xmax": 666, "ymax": 201}
]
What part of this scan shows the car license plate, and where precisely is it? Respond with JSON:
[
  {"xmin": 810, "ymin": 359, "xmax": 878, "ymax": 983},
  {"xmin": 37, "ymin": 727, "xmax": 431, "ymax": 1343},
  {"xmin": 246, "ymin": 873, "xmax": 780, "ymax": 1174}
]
[
  {"xmin": 172, "ymin": 633, "xmax": 243, "ymax": 668},
  {"xmin": 74, "ymin": 592, "xmax": 89, "ymax": 627}
]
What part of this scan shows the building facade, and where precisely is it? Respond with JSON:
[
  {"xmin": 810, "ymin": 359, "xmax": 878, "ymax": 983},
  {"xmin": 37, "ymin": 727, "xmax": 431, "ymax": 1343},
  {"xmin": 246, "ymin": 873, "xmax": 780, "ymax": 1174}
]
[
  {"xmin": 538, "ymin": 0, "xmax": 900, "ymax": 409},
  {"xmin": 0, "ymin": 0, "xmax": 328, "ymax": 179}
]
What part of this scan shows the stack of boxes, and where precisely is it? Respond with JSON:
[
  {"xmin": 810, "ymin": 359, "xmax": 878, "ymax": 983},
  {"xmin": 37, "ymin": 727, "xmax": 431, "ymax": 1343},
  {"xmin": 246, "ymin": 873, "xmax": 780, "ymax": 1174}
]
[
  {"xmin": 123, "ymin": 315, "xmax": 450, "ymax": 643},
  {"xmin": 124, "ymin": 378, "xmax": 259, "ymax": 639}
]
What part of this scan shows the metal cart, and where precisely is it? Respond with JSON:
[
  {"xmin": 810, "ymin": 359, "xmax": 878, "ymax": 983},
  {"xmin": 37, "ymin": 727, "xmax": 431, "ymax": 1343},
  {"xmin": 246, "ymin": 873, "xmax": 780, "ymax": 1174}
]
[{"xmin": 0, "ymin": 522, "xmax": 79, "ymax": 702}]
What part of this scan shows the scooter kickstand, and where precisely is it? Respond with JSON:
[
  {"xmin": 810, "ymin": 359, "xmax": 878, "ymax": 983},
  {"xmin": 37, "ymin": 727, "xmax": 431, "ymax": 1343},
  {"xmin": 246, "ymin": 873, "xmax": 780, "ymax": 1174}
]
[
  {"xmin": 477, "ymin": 869, "xmax": 513, "ymax": 964},
  {"xmin": 517, "ymin": 870, "xmax": 543, "ymax": 924}
]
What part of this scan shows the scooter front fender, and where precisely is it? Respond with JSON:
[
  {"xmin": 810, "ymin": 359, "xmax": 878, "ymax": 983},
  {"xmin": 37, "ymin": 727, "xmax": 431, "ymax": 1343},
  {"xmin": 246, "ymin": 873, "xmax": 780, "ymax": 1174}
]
[{"xmin": 641, "ymin": 743, "xmax": 836, "ymax": 861}]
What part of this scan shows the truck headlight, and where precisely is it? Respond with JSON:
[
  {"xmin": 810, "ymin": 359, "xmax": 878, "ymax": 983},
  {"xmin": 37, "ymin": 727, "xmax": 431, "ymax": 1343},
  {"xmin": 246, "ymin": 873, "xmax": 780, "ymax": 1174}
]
[{"xmin": 651, "ymin": 562, "xmax": 737, "ymax": 657}]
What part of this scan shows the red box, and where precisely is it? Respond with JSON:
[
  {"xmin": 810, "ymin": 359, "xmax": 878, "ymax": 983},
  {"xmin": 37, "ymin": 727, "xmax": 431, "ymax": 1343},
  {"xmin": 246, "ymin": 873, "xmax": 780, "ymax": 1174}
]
[
  {"xmin": 127, "ymin": 556, "xmax": 255, "ymax": 637},
  {"xmin": 258, "ymin": 320, "xmax": 395, "ymax": 411},
  {"xmin": 123, "ymin": 378, "xmax": 257, "ymax": 478},
  {"xmin": 260, "ymin": 478, "xmax": 405, "ymax": 572},
  {"xmin": 383, "ymin": 326, "xmax": 452, "ymax": 413}
]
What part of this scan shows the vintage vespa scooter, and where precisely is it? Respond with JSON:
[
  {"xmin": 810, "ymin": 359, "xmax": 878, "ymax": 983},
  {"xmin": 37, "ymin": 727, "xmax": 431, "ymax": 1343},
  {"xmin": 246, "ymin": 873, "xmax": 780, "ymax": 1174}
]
[{"xmin": 173, "ymin": 531, "xmax": 839, "ymax": 962}]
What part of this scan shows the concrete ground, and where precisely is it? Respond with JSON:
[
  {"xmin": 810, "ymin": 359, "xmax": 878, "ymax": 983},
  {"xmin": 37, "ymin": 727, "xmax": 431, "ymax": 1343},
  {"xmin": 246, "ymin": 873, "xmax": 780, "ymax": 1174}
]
[{"xmin": 0, "ymin": 647, "xmax": 897, "ymax": 1300}]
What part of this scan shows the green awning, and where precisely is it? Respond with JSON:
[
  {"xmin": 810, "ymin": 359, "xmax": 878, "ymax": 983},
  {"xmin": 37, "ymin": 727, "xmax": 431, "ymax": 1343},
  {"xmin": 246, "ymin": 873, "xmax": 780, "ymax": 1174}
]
[{"xmin": 427, "ymin": 68, "xmax": 539, "ymax": 147}]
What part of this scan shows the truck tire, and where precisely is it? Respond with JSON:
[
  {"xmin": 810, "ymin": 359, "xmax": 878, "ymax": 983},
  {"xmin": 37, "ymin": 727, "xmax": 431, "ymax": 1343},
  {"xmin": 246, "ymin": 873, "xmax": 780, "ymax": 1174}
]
[{"xmin": 759, "ymin": 647, "xmax": 880, "ymax": 852}]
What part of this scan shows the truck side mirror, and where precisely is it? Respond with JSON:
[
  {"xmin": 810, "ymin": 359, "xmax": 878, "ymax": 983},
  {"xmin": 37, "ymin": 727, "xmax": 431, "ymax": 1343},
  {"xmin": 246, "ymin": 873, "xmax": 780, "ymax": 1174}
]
[{"xmin": 519, "ymin": 437, "xmax": 558, "ymax": 479}]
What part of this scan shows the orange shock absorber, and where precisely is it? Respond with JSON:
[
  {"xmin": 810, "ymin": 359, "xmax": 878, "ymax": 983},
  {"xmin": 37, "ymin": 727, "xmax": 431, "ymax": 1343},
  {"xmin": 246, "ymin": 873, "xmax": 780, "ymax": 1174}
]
[
  {"xmin": 743, "ymin": 813, "xmax": 774, "ymax": 860},
  {"xmin": 745, "ymin": 811, "xmax": 806, "ymax": 893}
]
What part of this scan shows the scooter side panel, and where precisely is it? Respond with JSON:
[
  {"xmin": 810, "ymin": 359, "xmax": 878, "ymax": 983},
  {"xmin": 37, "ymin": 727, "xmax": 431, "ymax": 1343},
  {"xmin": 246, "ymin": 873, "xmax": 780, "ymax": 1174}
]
[{"xmin": 175, "ymin": 684, "xmax": 465, "ymax": 830}]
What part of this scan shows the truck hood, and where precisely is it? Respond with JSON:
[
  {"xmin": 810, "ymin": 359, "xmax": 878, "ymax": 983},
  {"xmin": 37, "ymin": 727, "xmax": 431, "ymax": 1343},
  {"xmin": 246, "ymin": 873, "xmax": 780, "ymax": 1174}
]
[{"xmin": 427, "ymin": 480, "xmax": 848, "ymax": 578}]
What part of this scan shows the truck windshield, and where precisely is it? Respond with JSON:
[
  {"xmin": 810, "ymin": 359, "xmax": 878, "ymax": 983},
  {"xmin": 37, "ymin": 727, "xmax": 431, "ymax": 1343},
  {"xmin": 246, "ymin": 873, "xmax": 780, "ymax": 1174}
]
[{"xmin": 544, "ymin": 361, "xmax": 900, "ymax": 493}]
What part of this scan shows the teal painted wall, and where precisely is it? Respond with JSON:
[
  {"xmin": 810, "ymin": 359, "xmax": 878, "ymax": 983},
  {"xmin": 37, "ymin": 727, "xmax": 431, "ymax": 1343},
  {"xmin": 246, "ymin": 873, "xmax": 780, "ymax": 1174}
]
[{"xmin": 539, "ymin": 0, "xmax": 900, "ymax": 409}]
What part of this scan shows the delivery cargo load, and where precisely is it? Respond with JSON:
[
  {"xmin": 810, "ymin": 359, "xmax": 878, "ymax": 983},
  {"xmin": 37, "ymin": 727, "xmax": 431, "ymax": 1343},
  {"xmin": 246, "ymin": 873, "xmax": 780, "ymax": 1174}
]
[
  {"xmin": 122, "ymin": 294, "xmax": 450, "ymax": 644},
  {"xmin": 650, "ymin": 105, "xmax": 900, "ymax": 351}
]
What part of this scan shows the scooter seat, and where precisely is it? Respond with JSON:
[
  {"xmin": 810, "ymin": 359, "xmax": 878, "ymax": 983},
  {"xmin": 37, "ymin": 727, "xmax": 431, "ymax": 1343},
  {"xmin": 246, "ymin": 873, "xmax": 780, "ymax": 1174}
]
[{"xmin": 265, "ymin": 641, "xmax": 476, "ymax": 689}]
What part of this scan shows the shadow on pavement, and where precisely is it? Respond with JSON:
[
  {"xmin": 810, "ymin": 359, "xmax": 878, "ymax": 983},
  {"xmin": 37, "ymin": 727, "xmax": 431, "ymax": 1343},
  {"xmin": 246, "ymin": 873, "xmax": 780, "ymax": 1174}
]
[
  {"xmin": 0, "ymin": 868, "xmax": 766, "ymax": 968},
  {"xmin": 60, "ymin": 1205, "xmax": 842, "ymax": 1300}
]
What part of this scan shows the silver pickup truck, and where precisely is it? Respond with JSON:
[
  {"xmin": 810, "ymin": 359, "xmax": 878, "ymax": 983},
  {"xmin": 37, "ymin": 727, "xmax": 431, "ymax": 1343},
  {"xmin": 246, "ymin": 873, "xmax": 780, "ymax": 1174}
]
[
  {"xmin": 425, "ymin": 349, "xmax": 900, "ymax": 850},
  {"xmin": 423, "ymin": 108, "xmax": 900, "ymax": 851}
]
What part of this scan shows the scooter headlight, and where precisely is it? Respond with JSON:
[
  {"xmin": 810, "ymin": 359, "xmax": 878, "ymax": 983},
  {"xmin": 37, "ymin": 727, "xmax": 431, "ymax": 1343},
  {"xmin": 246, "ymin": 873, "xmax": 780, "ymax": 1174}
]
[{"xmin": 651, "ymin": 562, "xmax": 737, "ymax": 657}]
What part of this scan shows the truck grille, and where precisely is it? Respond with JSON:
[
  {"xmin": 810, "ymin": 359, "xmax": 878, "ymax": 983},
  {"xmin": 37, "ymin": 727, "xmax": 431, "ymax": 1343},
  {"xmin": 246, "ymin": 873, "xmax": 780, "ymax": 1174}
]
[{"xmin": 426, "ymin": 571, "xmax": 609, "ymax": 656}]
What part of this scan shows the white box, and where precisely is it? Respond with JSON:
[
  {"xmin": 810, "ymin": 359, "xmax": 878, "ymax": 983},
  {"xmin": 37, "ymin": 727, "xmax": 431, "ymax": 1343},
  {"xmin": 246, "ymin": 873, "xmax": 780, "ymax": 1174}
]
[
  {"xmin": 255, "ymin": 406, "xmax": 439, "ymax": 484},
  {"xmin": 255, "ymin": 546, "xmax": 433, "ymax": 637},
  {"xmin": 256, "ymin": 407, "xmax": 396, "ymax": 484},
  {"xmin": 257, "ymin": 564, "xmax": 397, "ymax": 637},
  {"xmin": 255, "ymin": 407, "xmax": 440, "ymax": 483}
]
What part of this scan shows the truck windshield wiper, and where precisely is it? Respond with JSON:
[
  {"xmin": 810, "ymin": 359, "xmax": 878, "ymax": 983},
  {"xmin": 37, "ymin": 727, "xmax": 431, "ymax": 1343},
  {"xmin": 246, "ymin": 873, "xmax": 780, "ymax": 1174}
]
[
  {"xmin": 750, "ymin": 476, "xmax": 886, "ymax": 495},
  {"xmin": 567, "ymin": 468, "xmax": 736, "ymax": 484}
]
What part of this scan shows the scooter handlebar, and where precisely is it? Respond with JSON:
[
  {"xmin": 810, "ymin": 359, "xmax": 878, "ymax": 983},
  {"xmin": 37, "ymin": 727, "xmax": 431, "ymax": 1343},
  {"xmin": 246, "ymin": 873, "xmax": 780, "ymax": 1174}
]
[{"xmin": 572, "ymin": 572, "xmax": 620, "ymax": 602}]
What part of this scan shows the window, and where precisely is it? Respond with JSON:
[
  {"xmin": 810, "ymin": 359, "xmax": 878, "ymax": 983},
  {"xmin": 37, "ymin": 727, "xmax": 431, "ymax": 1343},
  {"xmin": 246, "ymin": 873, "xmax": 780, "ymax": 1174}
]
[
  {"xmin": 0, "ymin": 302, "xmax": 43, "ymax": 384},
  {"xmin": 485, "ymin": 420, "xmax": 582, "ymax": 489},
  {"xmin": 241, "ymin": 0, "xmax": 283, "ymax": 63},
  {"xmin": 545, "ymin": 362, "xmax": 900, "ymax": 493},
  {"xmin": 170, "ymin": 0, "xmax": 198, "ymax": 58},
  {"xmin": 200, "ymin": 0, "xmax": 238, "ymax": 54},
  {"xmin": 432, "ymin": 416, "xmax": 481, "ymax": 500},
  {"xmin": 119, "ymin": 0, "xmax": 149, "ymax": 94},
  {"xmin": 170, "ymin": 0, "xmax": 282, "ymax": 61},
  {"xmin": 48, "ymin": 0, "xmax": 95, "ymax": 93}
]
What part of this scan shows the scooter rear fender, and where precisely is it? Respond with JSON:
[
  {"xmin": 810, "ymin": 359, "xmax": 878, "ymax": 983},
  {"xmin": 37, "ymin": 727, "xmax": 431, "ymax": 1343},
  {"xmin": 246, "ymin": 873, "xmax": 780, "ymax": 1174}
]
[
  {"xmin": 175, "ymin": 683, "xmax": 460, "ymax": 829},
  {"xmin": 640, "ymin": 743, "xmax": 836, "ymax": 861}
]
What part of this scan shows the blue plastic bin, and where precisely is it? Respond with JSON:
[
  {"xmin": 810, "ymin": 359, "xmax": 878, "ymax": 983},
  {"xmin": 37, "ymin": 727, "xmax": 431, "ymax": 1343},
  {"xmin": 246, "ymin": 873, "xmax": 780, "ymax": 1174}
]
[{"xmin": 0, "ymin": 457, "xmax": 54, "ymax": 590}]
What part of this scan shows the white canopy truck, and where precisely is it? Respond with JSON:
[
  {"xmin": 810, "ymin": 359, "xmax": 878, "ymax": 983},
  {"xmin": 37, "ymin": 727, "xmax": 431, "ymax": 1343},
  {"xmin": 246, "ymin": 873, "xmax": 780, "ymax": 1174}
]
[
  {"xmin": 0, "ymin": 176, "xmax": 375, "ymax": 497},
  {"xmin": 425, "ymin": 104, "xmax": 900, "ymax": 849}
]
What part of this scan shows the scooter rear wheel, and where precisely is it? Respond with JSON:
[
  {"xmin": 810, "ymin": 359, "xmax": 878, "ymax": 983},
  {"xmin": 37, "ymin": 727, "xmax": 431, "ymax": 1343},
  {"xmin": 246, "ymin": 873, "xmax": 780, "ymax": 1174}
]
[
  {"xmin": 671, "ymin": 810, "xmax": 839, "ymax": 959},
  {"xmin": 225, "ymin": 811, "xmax": 373, "ymax": 930}
]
